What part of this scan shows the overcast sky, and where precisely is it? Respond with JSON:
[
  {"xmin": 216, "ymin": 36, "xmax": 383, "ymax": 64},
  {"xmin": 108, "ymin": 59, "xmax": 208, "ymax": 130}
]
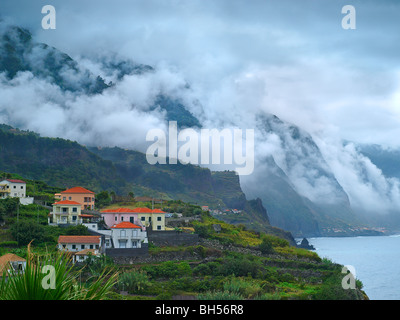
[{"xmin": 1, "ymin": 0, "xmax": 400, "ymax": 147}]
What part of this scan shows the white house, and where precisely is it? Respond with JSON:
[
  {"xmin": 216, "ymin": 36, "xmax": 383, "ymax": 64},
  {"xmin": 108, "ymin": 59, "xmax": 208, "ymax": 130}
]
[
  {"xmin": 0, "ymin": 179, "xmax": 26, "ymax": 199},
  {"xmin": 57, "ymin": 235, "xmax": 105, "ymax": 263},
  {"xmin": 110, "ymin": 221, "xmax": 148, "ymax": 249},
  {"xmin": 0, "ymin": 253, "xmax": 26, "ymax": 276},
  {"xmin": 0, "ymin": 179, "xmax": 34, "ymax": 205}
]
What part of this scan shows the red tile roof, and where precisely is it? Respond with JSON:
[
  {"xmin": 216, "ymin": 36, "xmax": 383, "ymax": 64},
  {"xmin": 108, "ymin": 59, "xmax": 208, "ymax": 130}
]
[
  {"xmin": 101, "ymin": 208, "xmax": 137, "ymax": 213},
  {"xmin": 111, "ymin": 221, "xmax": 141, "ymax": 229},
  {"xmin": 101, "ymin": 207, "xmax": 165, "ymax": 214},
  {"xmin": 58, "ymin": 236, "xmax": 101, "ymax": 244},
  {"xmin": 61, "ymin": 187, "xmax": 95, "ymax": 194},
  {"xmin": 53, "ymin": 200, "xmax": 82, "ymax": 206},
  {"xmin": 151, "ymin": 209, "xmax": 166, "ymax": 213},
  {"xmin": 4, "ymin": 179, "xmax": 26, "ymax": 184}
]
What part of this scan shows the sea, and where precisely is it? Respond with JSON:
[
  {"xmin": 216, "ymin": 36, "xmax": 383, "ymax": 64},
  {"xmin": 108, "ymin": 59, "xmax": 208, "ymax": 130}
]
[{"xmin": 307, "ymin": 235, "xmax": 400, "ymax": 300}]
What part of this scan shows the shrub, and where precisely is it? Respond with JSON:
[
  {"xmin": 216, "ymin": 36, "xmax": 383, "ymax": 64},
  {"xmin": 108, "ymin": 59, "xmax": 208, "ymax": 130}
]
[
  {"xmin": 223, "ymin": 277, "xmax": 264, "ymax": 299},
  {"xmin": 259, "ymin": 237, "xmax": 275, "ymax": 254},
  {"xmin": 143, "ymin": 261, "xmax": 192, "ymax": 279},
  {"xmin": 218, "ymin": 256, "xmax": 263, "ymax": 278},
  {"xmin": 194, "ymin": 224, "xmax": 211, "ymax": 238},
  {"xmin": 197, "ymin": 290, "xmax": 244, "ymax": 300},
  {"xmin": 117, "ymin": 270, "xmax": 151, "ymax": 294},
  {"xmin": 0, "ymin": 248, "xmax": 118, "ymax": 300}
]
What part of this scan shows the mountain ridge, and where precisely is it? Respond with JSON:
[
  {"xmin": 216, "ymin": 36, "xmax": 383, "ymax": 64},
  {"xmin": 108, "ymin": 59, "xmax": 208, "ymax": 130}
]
[{"xmin": 0, "ymin": 23, "xmax": 396, "ymax": 237}]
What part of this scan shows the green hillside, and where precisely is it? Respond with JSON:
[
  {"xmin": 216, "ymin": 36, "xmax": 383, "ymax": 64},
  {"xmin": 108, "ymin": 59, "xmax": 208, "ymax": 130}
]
[{"xmin": 0, "ymin": 125, "xmax": 286, "ymax": 239}]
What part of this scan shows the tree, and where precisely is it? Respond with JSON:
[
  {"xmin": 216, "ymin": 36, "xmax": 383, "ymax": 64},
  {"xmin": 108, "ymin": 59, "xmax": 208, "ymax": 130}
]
[
  {"xmin": 95, "ymin": 191, "xmax": 111, "ymax": 208},
  {"xmin": 259, "ymin": 237, "xmax": 275, "ymax": 254},
  {"xmin": 10, "ymin": 220, "xmax": 45, "ymax": 246}
]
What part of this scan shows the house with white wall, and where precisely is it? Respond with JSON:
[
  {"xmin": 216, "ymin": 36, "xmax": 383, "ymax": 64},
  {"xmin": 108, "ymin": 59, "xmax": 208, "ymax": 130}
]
[
  {"xmin": 57, "ymin": 235, "xmax": 105, "ymax": 263},
  {"xmin": 110, "ymin": 221, "xmax": 148, "ymax": 249},
  {"xmin": 0, "ymin": 179, "xmax": 26, "ymax": 198},
  {"xmin": 0, "ymin": 253, "xmax": 26, "ymax": 276}
]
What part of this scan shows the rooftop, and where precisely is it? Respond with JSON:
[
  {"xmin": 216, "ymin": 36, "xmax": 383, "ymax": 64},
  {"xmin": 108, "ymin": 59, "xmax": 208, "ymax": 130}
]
[
  {"xmin": 111, "ymin": 221, "xmax": 141, "ymax": 229},
  {"xmin": 58, "ymin": 235, "xmax": 101, "ymax": 244},
  {"xmin": 0, "ymin": 253, "xmax": 26, "ymax": 275},
  {"xmin": 101, "ymin": 207, "xmax": 165, "ymax": 214},
  {"xmin": 61, "ymin": 187, "xmax": 95, "ymax": 194},
  {"xmin": 2, "ymin": 179, "xmax": 26, "ymax": 184},
  {"xmin": 53, "ymin": 200, "xmax": 82, "ymax": 206}
]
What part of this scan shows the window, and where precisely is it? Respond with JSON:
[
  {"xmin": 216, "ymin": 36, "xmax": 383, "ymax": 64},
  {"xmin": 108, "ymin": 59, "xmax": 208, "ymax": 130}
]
[
  {"xmin": 157, "ymin": 216, "xmax": 162, "ymax": 221},
  {"xmin": 72, "ymin": 245, "xmax": 76, "ymax": 249},
  {"xmin": 63, "ymin": 197, "xmax": 66, "ymax": 200},
  {"xmin": 157, "ymin": 225, "xmax": 162, "ymax": 230},
  {"xmin": 69, "ymin": 197, "xmax": 72, "ymax": 200},
  {"xmin": 149, "ymin": 217, "xmax": 152, "ymax": 222},
  {"xmin": 20, "ymin": 186, "xmax": 23, "ymax": 189},
  {"xmin": 141, "ymin": 217, "xmax": 145, "ymax": 221},
  {"xmin": 72, "ymin": 215, "xmax": 77, "ymax": 221},
  {"xmin": 81, "ymin": 245, "xmax": 85, "ymax": 249},
  {"xmin": 72, "ymin": 207, "xmax": 77, "ymax": 212},
  {"xmin": 121, "ymin": 216, "xmax": 124, "ymax": 221},
  {"xmin": 119, "ymin": 240, "xmax": 126, "ymax": 248},
  {"xmin": 121, "ymin": 230, "xmax": 126, "ymax": 237},
  {"xmin": 115, "ymin": 216, "xmax": 117, "ymax": 221},
  {"xmin": 130, "ymin": 217, "xmax": 134, "ymax": 224},
  {"xmin": 132, "ymin": 241, "xmax": 138, "ymax": 248},
  {"xmin": 90, "ymin": 245, "xmax": 93, "ymax": 249},
  {"xmin": 62, "ymin": 208, "xmax": 68, "ymax": 213},
  {"xmin": 13, "ymin": 186, "xmax": 16, "ymax": 189}
]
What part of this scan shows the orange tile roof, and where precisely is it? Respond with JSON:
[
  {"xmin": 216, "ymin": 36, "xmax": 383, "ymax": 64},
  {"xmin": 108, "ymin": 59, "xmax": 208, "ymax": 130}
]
[
  {"xmin": 0, "ymin": 253, "xmax": 26, "ymax": 275},
  {"xmin": 101, "ymin": 208, "xmax": 137, "ymax": 213},
  {"xmin": 61, "ymin": 187, "xmax": 95, "ymax": 194},
  {"xmin": 112, "ymin": 221, "xmax": 141, "ymax": 229},
  {"xmin": 53, "ymin": 200, "xmax": 82, "ymax": 206},
  {"xmin": 58, "ymin": 236, "xmax": 101, "ymax": 244},
  {"xmin": 151, "ymin": 209, "xmax": 166, "ymax": 213}
]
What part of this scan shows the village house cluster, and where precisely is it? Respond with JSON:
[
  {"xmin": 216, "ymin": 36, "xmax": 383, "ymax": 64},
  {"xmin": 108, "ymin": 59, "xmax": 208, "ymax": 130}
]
[
  {"xmin": 45, "ymin": 186, "xmax": 169, "ymax": 263},
  {"xmin": 0, "ymin": 183, "xmax": 198, "ymax": 272}
]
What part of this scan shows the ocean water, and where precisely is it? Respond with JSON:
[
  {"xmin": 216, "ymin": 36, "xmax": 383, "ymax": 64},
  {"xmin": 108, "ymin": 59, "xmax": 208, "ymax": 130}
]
[{"xmin": 308, "ymin": 235, "xmax": 400, "ymax": 300}]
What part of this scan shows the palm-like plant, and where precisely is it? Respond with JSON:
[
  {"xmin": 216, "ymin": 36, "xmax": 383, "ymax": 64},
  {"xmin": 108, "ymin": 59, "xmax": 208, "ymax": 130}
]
[{"xmin": 0, "ymin": 244, "xmax": 118, "ymax": 300}]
